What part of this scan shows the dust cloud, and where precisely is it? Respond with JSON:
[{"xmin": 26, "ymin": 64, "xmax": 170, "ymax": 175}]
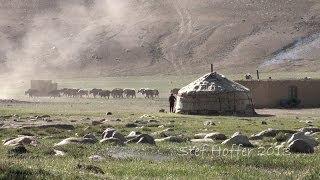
[{"xmin": 0, "ymin": 0, "xmax": 143, "ymax": 98}]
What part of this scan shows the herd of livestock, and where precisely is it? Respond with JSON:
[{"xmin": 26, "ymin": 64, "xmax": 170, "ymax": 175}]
[{"xmin": 24, "ymin": 88, "xmax": 166, "ymax": 99}]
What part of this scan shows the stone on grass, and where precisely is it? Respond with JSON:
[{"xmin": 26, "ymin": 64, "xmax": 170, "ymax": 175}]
[
  {"xmin": 155, "ymin": 136, "xmax": 186, "ymax": 143},
  {"xmin": 191, "ymin": 139, "xmax": 214, "ymax": 143},
  {"xmin": 21, "ymin": 124, "xmax": 75, "ymax": 130},
  {"xmin": 54, "ymin": 137, "xmax": 97, "ymax": 146},
  {"xmin": 100, "ymin": 138, "xmax": 124, "ymax": 146},
  {"xmin": 194, "ymin": 133, "xmax": 208, "ymax": 139},
  {"xmin": 152, "ymin": 128, "xmax": 174, "ymax": 137},
  {"xmin": 89, "ymin": 155, "xmax": 105, "ymax": 161},
  {"xmin": 299, "ymin": 127, "xmax": 320, "ymax": 133},
  {"xmin": 250, "ymin": 129, "xmax": 297, "ymax": 140},
  {"xmin": 204, "ymin": 121, "xmax": 215, "ymax": 126},
  {"xmin": 288, "ymin": 139, "xmax": 314, "ymax": 154},
  {"xmin": 8, "ymin": 145, "xmax": 28, "ymax": 155},
  {"xmin": 54, "ymin": 149, "xmax": 66, "ymax": 156},
  {"xmin": 204, "ymin": 132, "xmax": 227, "ymax": 140},
  {"xmin": 287, "ymin": 132, "xmax": 318, "ymax": 148},
  {"xmin": 111, "ymin": 132, "xmax": 126, "ymax": 142},
  {"xmin": 3, "ymin": 136, "xmax": 38, "ymax": 147},
  {"xmin": 83, "ymin": 133, "xmax": 98, "ymax": 142},
  {"xmin": 106, "ymin": 112, "xmax": 112, "ymax": 115},
  {"xmin": 101, "ymin": 128, "xmax": 116, "ymax": 139},
  {"xmin": 148, "ymin": 119, "xmax": 159, "ymax": 123},
  {"xmin": 222, "ymin": 132, "xmax": 253, "ymax": 147},
  {"xmin": 126, "ymin": 134, "xmax": 155, "ymax": 145},
  {"xmin": 126, "ymin": 131, "xmax": 142, "ymax": 139},
  {"xmin": 125, "ymin": 123, "xmax": 138, "ymax": 128}
]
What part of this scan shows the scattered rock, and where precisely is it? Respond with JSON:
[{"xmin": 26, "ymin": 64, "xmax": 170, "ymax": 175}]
[
  {"xmin": 106, "ymin": 112, "xmax": 112, "ymax": 115},
  {"xmin": 134, "ymin": 120, "xmax": 146, "ymax": 124},
  {"xmin": 115, "ymin": 119, "xmax": 121, "ymax": 122},
  {"xmin": 159, "ymin": 109, "xmax": 166, "ymax": 113},
  {"xmin": 3, "ymin": 136, "xmax": 37, "ymax": 146},
  {"xmin": 83, "ymin": 133, "xmax": 98, "ymax": 142},
  {"xmin": 112, "ymin": 132, "xmax": 126, "ymax": 142},
  {"xmin": 191, "ymin": 139, "xmax": 214, "ymax": 143},
  {"xmin": 54, "ymin": 149, "xmax": 66, "ymax": 156},
  {"xmin": 204, "ymin": 121, "xmax": 215, "ymax": 126},
  {"xmin": 125, "ymin": 123, "xmax": 138, "ymax": 128},
  {"xmin": 194, "ymin": 133, "xmax": 208, "ymax": 139},
  {"xmin": 204, "ymin": 132, "xmax": 227, "ymax": 140},
  {"xmin": 101, "ymin": 128, "xmax": 116, "ymax": 139},
  {"xmin": 140, "ymin": 114, "xmax": 154, "ymax": 119},
  {"xmin": 126, "ymin": 131, "xmax": 142, "ymax": 139},
  {"xmin": 22, "ymin": 124, "xmax": 75, "ymax": 130},
  {"xmin": 250, "ymin": 129, "xmax": 297, "ymax": 140},
  {"xmin": 126, "ymin": 134, "xmax": 155, "ymax": 145},
  {"xmin": 274, "ymin": 133, "xmax": 292, "ymax": 142},
  {"xmin": 148, "ymin": 119, "xmax": 159, "ymax": 123},
  {"xmin": 288, "ymin": 139, "xmax": 314, "ymax": 154},
  {"xmin": 54, "ymin": 137, "xmax": 97, "ymax": 146},
  {"xmin": 146, "ymin": 123, "xmax": 161, "ymax": 127},
  {"xmin": 89, "ymin": 155, "xmax": 105, "ymax": 161},
  {"xmin": 8, "ymin": 145, "xmax": 28, "ymax": 155},
  {"xmin": 287, "ymin": 132, "xmax": 318, "ymax": 148},
  {"xmin": 100, "ymin": 138, "xmax": 124, "ymax": 146},
  {"xmin": 222, "ymin": 132, "xmax": 253, "ymax": 147},
  {"xmin": 152, "ymin": 128, "xmax": 174, "ymax": 137},
  {"xmin": 299, "ymin": 127, "xmax": 320, "ymax": 133},
  {"xmin": 155, "ymin": 136, "xmax": 186, "ymax": 143}
]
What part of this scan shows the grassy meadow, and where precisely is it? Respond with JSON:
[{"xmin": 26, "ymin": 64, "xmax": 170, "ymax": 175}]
[{"xmin": 0, "ymin": 72, "xmax": 320, "ymax": 179}]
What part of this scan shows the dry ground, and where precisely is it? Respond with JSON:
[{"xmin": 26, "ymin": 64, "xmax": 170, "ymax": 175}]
[{"xmin": 0, "ymin": 0, "xmax": 320, "ymax": 76}]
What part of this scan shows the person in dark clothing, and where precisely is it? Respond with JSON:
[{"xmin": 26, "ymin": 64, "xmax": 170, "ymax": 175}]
[{"xmin": 169, "ymin": 94, "xmax": 176, "ymax": 113}]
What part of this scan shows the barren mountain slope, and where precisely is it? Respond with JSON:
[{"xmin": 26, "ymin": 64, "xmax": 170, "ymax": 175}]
[{"xmin": 0, "ymin": 0, "xmax": 319, "ymax": 76}]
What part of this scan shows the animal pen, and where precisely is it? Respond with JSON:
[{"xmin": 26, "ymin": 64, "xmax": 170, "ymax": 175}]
[
  {"xmin": 176, "ymin": 72, "xmax": 255, "ymax": 115},
  {"xmin": 237, "ymin": 79, "xmax": 320, "ymax": 108}
]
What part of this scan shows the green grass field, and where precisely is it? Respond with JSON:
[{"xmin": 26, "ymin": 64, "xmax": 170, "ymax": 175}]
[{"xmin": 0, "ymin": 73, "xmax": 320, "ymax": 179}]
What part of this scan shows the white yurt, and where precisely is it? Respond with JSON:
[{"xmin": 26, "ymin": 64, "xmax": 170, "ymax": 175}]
[{"xmin": 175, "ymin": 72, "xmax": 255, "ymax": 115}]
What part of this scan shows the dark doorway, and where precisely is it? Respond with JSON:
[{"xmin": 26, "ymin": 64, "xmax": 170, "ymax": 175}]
[{"xmin": 289, "ymin": 86, "xmax": 298, "ymax": 99}]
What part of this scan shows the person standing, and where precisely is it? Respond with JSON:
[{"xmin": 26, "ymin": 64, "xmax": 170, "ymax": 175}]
[{"xmin": 169, "ymin": 94, "xmax": 176, "ymax": 113}]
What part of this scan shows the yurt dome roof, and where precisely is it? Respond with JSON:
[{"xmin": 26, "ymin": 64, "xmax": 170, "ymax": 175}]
[{"xmin": 178, "ymin": 72, "xmax": 250, "ymax": 95}]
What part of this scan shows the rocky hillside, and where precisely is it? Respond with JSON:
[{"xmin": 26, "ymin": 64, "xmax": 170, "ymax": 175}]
[{"xmin": 0, "ymin": 0, "xmax": 319, "ymax": 76}]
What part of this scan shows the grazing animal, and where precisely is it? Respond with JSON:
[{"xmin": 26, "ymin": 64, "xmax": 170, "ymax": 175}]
[
  {"xmin": 111, "ymin": 88, "xmax": 124, "ymax": 98},
  {"xmin": 25, "ymin": 89, "xmax": 39, "ymax": 98},
  {"xmin": 48, "ymin": 90, "xmax": 61, "ymax": 98},
  {"xmin": 171, "ymin": 88, "xmax": 180, "ymax": 95},
  {"xmin": 68, "ymin": 89, "xmax": 79, "ymax": 98},
  {"xmin": 78, "ymin": 89, "xmax": 89, "ymax": 98},
  {"xmin": 99, "ymin": 90, "xmax": 111, "ymax": 99},
  {"xmin": 60, "ymin": 88, "xmax": 69, "ymax": 97},
  {"xmin": 90, "ymin": 88, "xmax": 103, "ymax": 98},
  {"xmin": 141, "ymin": 89, "xmax": 159, "ymax": 99},
  {"xmin": 123, "ymin": 89, "xmax": 136, "ymax": 98}
]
